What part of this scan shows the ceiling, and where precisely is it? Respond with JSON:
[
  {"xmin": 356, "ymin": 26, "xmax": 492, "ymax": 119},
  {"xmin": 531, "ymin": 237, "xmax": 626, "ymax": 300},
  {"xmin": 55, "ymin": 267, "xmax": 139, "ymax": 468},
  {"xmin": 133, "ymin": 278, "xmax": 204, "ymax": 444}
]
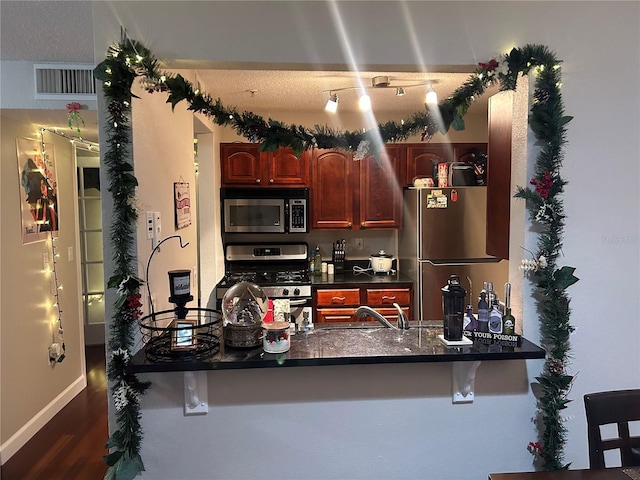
[{"xmin": 1, "ymin": 1, "xmax": 497, "ymax": 143}]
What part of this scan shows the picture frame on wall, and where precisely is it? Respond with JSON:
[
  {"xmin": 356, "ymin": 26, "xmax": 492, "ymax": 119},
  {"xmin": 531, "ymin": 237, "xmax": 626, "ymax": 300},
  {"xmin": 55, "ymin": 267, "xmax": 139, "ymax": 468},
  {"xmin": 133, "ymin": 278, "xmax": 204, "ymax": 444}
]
[
  {"xmin": 174, "ymin": 182, "xmax": 191, "ymax": 230},
  {"xmin": 171, "ymin": 319, "xmax": 198, "ymax": 350},
  {"xmin": 16, "ymin": 137, "xmax": 59, "ymax": 244}
]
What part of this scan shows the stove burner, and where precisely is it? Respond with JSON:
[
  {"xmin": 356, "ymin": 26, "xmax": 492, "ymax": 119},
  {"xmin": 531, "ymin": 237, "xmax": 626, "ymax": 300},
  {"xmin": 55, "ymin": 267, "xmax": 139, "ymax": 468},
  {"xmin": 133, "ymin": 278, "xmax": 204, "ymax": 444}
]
[
  {"xmin": 275, "ymin": 269, "xmax": 309, "ymax": 283},
  {"xmin": 223, "ymin": 272, "xmax": 257, "ymax": 284}
]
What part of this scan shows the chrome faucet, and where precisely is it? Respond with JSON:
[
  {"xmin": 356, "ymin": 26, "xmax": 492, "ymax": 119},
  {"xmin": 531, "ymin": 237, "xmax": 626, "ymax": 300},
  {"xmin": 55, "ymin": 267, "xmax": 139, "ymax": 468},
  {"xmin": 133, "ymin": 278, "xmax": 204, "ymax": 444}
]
[{"xmin": 355, "ymin": 303, "xmax": 409, "ymax": 330}]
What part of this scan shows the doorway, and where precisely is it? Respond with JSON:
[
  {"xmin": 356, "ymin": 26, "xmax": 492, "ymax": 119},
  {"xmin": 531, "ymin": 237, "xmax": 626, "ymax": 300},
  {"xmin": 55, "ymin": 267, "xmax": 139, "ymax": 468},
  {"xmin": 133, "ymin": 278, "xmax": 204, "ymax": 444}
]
[{"xmin": 76, "ymin": 146, "xmax": 105, "ymax": 345}]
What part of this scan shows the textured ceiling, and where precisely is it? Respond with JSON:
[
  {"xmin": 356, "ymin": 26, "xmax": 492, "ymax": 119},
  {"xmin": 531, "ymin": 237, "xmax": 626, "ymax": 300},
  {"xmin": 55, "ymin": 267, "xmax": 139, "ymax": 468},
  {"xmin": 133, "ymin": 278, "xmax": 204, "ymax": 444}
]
[
  {"xmin": 1, "ymin": 1, "xmax": 496, "ymax": 141},
  {"xmin": 0, "ymin": 1, "xmax": 95, "ymax": 62}
]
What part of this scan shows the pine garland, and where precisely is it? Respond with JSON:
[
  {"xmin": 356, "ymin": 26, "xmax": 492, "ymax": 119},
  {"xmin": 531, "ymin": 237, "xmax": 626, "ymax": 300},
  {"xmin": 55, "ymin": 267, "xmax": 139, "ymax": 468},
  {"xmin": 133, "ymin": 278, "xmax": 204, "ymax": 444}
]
[{"xmin": 95, "ymin": 34, "xmax": 576, "ymax": 478}]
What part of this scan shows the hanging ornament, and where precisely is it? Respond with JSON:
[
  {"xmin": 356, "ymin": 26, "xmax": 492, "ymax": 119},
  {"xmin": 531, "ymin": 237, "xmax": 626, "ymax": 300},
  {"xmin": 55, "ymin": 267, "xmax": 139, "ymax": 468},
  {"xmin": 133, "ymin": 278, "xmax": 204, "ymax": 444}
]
[
  {"xmin": 533, "ymin": 88, "xmax": 551, "ymax": 105},
  {"xmin": 66, "ymin": 102, "xmax": 85, "ymax": 135},
  {"xmin": 108, "ymin": 101, "xmax": 124, "ymax": 118}
]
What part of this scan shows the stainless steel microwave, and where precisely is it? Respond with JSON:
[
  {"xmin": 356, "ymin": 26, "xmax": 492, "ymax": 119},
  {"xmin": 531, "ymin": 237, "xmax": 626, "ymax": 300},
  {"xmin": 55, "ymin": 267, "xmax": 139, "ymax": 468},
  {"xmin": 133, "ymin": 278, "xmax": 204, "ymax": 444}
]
[{"xmin": 221, "ymin": 188, "xmax": 309, "ymax": 234}]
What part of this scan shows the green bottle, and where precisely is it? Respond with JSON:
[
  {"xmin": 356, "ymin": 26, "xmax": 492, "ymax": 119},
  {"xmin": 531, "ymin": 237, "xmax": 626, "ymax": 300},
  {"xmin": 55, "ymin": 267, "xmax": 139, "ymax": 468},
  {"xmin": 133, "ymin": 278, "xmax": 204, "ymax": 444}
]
[{"xmin": 502, "ymin": 282, "xmax": 516, "ymax": 335}]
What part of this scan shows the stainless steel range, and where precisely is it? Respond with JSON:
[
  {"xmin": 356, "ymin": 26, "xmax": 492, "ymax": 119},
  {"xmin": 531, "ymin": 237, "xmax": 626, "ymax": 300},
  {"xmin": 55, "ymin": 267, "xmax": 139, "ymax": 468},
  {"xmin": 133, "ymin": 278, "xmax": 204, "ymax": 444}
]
[{"xmin": 215, "ymin": 243, "xmax": 313, "ymax": 329}]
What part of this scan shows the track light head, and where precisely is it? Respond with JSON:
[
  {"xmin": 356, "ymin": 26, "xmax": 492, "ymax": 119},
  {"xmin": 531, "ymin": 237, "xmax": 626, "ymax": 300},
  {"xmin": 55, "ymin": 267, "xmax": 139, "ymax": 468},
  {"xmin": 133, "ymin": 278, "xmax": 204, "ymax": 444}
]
[
  {"xmin": 395, "ymin": 87, "xmax": 406, "ymax": 96},
  {"xmin": 358, "ymin": 93, "xmax": 371, "ymax": 111},
  {"xmin": 425, "ymin": 84, "xmax": 438, "ymax": 105},
  {"xmin": 325, "ymin": 93, "xmax": 338, "ymax": 113}
]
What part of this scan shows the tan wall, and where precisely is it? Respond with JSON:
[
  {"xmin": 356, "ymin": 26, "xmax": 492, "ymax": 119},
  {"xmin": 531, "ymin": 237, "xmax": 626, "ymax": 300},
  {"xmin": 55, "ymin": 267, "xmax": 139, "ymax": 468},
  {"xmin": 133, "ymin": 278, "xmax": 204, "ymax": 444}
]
[{"xmin": 0, "ymin": 116, "xmax": 84, "ymax": 446}]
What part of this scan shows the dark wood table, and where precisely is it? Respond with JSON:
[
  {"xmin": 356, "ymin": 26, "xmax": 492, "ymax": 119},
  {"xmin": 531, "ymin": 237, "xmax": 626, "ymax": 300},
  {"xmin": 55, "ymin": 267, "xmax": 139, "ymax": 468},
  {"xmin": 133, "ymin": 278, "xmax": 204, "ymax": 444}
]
[{"xmin": 489, "ymin": 467, "xmax": 640, "ymax": 480}]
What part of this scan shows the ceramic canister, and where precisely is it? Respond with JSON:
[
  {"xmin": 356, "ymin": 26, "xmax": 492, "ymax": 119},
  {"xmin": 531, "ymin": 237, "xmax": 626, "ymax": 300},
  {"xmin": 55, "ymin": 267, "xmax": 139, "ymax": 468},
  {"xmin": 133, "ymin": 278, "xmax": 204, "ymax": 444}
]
[{"xmin": 262, "ymin": 321, "xmax": 291, "ymax": 353}]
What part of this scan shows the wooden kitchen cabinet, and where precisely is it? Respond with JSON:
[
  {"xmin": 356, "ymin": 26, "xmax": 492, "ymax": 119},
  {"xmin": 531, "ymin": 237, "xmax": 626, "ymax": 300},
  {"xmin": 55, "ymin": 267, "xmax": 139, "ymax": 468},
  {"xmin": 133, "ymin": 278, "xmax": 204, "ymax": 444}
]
[
  {"xmin": 403, "ymin": 143, "xmax": 488, "ymax": 186},
  {"xmin": 486, "ymin": 93, "xmax": 512, "ymax": 260},
  {"xmin": 314, "ymin": 285, "xmax": 412, "ymax": 324},
  {"xmin": 358, "ymin": 145, "xmax": 403, "ymax": 229},
  {"xmin": 311, "ymin": 149, "xmax": 354, "ymax": 229},
  {"xmin": 404, "ymin": 144, "xmax": 452, "ymax": 186},
  {"xmin": 315, "ymin": 287, "xmax": 360, "ymax": 323},
  {"xmin": 220, "ymin": 143, "xmax": 310, "ymax": 187},
  {"xmin": 311, "ymin": 146, "xmax": 403, "ymax": 230}
]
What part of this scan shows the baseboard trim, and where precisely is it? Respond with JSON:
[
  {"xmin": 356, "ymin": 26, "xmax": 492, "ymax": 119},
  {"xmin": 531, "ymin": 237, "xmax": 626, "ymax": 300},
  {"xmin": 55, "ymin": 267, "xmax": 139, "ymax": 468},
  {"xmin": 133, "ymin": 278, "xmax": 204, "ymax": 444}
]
[{"xmin": 0, "ymin": 375, "xmax": 87, "ymax": 464}]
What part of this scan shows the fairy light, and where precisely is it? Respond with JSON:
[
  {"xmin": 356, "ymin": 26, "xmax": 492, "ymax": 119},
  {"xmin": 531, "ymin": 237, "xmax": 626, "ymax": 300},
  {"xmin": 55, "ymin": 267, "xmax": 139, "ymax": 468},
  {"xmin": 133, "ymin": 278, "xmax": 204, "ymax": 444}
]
[{"xmin": 47, "ymin": 230, "xmax": 65, "ymax": 363}]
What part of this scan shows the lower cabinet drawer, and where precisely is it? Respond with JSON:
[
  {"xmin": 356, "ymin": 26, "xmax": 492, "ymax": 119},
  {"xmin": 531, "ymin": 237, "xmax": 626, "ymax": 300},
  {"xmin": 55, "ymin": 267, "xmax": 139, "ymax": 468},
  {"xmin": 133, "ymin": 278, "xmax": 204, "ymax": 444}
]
[
  {"xmin": 316, "ymin": 288, "xmax": 360, "ymax": 306},
  {"xmin": 316, "ymin": 308, "xmax": 357, "ymax": 323},
  {"xmin": 365, "ymin": 288, "xmax": 411, "ymax": 306}
]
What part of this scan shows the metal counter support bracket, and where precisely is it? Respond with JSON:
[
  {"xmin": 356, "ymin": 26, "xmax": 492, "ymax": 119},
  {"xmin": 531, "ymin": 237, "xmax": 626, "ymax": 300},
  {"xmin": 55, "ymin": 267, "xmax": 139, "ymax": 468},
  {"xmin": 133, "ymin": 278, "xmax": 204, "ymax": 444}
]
[
  {"xmin": 452, "ymin": 361, "xmax": 481, "ymax": 403},
  {"xmin": 184, "ymin": 371, "xmax": 208, "ymax": 415}
]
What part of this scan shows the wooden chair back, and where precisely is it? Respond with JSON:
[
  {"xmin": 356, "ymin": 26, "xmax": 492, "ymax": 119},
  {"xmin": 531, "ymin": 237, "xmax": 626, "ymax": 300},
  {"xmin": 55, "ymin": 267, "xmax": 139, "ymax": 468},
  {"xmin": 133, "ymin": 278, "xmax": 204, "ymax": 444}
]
[{"xmin": 583, "ymin": 389, "xmax": 640, "ymax": 469}]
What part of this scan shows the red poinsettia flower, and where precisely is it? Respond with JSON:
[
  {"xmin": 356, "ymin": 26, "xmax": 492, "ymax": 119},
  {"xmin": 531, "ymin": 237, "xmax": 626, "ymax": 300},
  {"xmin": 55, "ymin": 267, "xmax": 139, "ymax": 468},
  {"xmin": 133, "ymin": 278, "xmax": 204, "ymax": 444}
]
[
  {"xmin": 530, "ymin": 171, "xmax": 553, "ymax": 199},
  {"xmin": 126, "ymin": 293, "xmax": 143, "ymax": 320},
  {"xmin": 528, "ymin": 441, "xmax": 543, "ymax": 456},
  {"xmin": 478, "ymin": 59, "xmax": 499, "ymax": 71},
  {"xmin": 66, "ymin": 102, "xmax": 82, "ymax": 113}
]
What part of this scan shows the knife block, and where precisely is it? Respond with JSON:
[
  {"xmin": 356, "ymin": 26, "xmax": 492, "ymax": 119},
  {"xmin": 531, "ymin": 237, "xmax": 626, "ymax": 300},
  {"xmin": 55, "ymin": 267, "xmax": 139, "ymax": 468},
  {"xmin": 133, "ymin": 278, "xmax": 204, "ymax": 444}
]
[{"xmin": 331, "ymin": 250, "xmax": 345, "ymax": 273}]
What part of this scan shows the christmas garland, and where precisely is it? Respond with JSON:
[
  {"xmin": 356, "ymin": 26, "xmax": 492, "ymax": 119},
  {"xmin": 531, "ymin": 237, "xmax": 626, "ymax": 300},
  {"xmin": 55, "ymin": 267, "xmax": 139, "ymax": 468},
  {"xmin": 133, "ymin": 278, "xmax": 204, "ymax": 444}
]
[{"xmin": 94, "ymin": 33, "xmax": 577, "ymax": 479}]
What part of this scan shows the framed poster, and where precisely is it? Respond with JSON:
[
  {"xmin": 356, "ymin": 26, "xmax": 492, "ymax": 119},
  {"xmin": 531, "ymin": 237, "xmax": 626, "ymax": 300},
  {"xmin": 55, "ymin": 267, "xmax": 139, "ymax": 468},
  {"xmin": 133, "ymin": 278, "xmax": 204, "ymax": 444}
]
[
  {"xmin": 174, "ymin": 182, "xmax": 191, "ymax": 230},
  {"xmin": 16, "ymin": 137, "xmax": 59, "ymax": 244}
]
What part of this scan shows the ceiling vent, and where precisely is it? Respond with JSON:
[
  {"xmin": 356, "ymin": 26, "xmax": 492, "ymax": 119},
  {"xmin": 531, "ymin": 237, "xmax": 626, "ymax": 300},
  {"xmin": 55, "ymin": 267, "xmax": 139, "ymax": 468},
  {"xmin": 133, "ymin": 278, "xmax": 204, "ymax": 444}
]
[{"xmin": 34, "ymin": 63, "xmax": 97, "ymax": 100}]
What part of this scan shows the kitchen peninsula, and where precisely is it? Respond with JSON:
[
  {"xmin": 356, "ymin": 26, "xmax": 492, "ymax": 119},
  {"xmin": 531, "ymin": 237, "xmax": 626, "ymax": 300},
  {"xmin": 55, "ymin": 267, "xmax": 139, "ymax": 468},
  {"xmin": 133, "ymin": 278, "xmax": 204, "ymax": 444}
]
[{"xmin": 128, "ymin": 323, "xmax": 544, "ymax": 374}]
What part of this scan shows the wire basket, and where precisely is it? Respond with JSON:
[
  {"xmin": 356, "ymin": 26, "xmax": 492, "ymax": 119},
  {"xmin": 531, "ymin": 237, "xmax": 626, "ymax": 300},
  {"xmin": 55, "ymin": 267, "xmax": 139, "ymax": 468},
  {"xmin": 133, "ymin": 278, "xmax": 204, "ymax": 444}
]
[{"xmin": 139, "ymin": 307, "xmax": 223, "ymax": 362}]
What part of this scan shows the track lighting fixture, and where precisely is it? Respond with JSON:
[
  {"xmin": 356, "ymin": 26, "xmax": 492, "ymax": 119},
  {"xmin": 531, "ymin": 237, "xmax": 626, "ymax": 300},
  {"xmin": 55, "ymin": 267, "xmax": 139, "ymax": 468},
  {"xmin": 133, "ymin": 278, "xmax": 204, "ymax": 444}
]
[{"xmin": 325, "ymin": 93, "xmax": 338, "ymax": 113}]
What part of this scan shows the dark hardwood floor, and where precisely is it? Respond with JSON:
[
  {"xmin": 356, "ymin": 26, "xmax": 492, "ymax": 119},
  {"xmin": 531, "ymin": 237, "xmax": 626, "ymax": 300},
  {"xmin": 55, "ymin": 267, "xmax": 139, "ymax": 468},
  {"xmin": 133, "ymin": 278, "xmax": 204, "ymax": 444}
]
[{"xmin": 1, "ymin": 345, "xmax": 109, "ymax": 480}]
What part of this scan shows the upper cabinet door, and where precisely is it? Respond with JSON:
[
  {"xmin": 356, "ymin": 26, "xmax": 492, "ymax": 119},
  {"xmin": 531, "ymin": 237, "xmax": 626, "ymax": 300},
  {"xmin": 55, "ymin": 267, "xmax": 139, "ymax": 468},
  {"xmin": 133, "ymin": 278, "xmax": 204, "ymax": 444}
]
[
  {"xmin": 404, "ymin": 144, "xmax": 453, "ymax": 186},
  {"xmin": 220, "ymin": 143, "xmax": 262, "ymax": 186},
  {"xmin": 486, "ymin": 92, "xmax": 513, "ymax": 260},
  {"xmin": 266, "ymin": 147, "xmax": 310, "ymax": 186},
  {"xmin": 359, "ymin": 145, "xmax": 403, "ymax": 229},
  {"xmin": 311, "ymin": 149, "xmax": 354, "ymax": 229}
]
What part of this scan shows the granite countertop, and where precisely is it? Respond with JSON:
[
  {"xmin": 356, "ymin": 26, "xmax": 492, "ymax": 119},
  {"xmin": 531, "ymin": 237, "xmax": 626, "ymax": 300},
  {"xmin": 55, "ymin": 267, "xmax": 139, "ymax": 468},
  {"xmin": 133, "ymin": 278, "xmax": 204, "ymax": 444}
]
[
  {"xmin": 128, "ymin": 322, "xmax": 545, "ymax": 374},
  {"xmin": 310, "ymin": 261, "xmax": 413, "ymax": 286}
]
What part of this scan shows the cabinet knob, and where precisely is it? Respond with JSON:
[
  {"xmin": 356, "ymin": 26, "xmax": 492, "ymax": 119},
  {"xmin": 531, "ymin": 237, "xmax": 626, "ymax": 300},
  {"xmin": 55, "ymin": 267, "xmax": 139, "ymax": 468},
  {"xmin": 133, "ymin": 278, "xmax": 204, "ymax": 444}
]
[
  {"xmin": 269, "ymin": 178, "xmax": 274, "ymax": 184},
  {"xmin": 361, "ymin": 222, "xmax": 366, "ymax": 228},
  {"xmin": 255, "ymin": 178, "xmax": 261, "ymax": 184},
  {"xmin": 347, "ymin": 222, "xmax": 352, "ymax": 227}
]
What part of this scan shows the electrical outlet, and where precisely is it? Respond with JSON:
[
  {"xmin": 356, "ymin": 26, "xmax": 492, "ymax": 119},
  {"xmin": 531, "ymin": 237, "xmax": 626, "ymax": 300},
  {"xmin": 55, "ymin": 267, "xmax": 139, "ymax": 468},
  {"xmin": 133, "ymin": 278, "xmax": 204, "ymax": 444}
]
[
  {"xmin": 355, "ymin": 238, "xmax": 364, "ymax": 250},
  {"xmin": 67, "ymin": 246, "xmax": 74, "ymax": 262},
  {"xmin": 146, "ymin": 212, "xmax": 154, "ymax": 239}
]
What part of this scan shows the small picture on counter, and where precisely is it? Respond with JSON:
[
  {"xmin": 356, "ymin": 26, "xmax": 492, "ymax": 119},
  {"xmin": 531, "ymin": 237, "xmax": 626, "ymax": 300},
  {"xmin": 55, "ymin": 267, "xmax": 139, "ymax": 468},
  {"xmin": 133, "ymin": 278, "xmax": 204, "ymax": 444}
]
[{"xmin": 171, "ymin": 319, "xmax": 197, "ymax": 350}]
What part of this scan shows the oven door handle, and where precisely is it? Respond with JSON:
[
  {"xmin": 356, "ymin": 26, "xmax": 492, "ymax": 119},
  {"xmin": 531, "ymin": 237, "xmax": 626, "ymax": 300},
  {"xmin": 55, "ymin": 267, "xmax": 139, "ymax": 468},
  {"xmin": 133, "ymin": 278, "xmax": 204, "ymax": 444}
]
[{"xmin": 288, "ymin": 298, "xmax": 311, "ymax": 306}]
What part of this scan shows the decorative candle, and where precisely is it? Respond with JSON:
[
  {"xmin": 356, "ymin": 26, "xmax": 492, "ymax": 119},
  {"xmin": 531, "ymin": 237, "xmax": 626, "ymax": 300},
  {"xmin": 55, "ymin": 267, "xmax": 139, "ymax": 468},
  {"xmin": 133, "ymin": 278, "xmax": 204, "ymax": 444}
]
[{"xmin": 168, "ymin": 269, "xmax": 191, "ymax": 298}]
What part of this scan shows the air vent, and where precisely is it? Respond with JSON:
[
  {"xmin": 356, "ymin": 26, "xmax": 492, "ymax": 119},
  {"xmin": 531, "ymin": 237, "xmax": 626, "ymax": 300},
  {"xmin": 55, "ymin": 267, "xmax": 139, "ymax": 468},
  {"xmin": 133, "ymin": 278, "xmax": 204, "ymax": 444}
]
[{"xmin": 34, "ymin": 63, "xmax": 96, "ymax": 100}]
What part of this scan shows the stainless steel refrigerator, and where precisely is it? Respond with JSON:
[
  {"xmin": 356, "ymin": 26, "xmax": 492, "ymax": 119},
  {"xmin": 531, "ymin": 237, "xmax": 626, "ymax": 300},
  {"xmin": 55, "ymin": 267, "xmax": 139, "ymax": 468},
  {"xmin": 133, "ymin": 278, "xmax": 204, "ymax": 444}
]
[{"xmin": 398, "ymin": 187, "xmax": 508, "ymax": 321}]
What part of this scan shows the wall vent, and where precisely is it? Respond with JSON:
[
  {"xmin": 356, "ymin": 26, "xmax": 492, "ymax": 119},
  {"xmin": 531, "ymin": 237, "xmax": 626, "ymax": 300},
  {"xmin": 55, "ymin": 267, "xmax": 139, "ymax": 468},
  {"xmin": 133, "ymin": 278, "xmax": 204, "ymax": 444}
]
[{"xmin": 34, "ymin": 63, "xmax": 97, "ymax": 100}]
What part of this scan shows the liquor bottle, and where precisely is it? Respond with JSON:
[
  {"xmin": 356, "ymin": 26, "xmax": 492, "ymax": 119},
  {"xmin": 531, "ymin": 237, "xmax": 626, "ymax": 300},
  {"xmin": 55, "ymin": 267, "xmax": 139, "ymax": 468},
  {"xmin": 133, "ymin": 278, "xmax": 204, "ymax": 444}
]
[
  {"xmin": 313, "ymin": 245, "xmax": 322, "ymax": 276},
  {"xmin": 309, "ymin": 249, "xmax": 316, "ymax": 274},
  {"xmin": 486, "ymin": 282, "xmax": 498, "ymax": 310},
  {"xmin": 488, "ymin": 303, "xmax": 502, "ymax": 334},
  {"xmin": 502, "ymin": 282, "xmax": 516, "ymax": 335},
  {"xmin": 477, "ymin": 291, "xmax": 489, "ymax": 332},
  {"xmin": 463, "ymin": 305, "xmax": 477, "ymax": 331}
]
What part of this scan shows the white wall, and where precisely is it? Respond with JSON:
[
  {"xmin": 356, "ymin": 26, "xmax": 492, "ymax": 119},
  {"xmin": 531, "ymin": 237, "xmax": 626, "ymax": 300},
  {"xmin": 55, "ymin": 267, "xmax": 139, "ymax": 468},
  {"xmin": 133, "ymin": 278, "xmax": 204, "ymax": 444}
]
[{"xmin": 93, "ymin": 2, "xmax": 640, "ymax": 478}]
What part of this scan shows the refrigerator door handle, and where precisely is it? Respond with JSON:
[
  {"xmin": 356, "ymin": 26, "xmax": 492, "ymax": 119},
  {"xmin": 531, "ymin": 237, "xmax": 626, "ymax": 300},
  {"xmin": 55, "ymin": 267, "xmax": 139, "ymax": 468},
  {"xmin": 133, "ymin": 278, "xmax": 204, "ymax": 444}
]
[{"xmin": 424, "ymin": 258, "xmax": 502, "ymax": 266}]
